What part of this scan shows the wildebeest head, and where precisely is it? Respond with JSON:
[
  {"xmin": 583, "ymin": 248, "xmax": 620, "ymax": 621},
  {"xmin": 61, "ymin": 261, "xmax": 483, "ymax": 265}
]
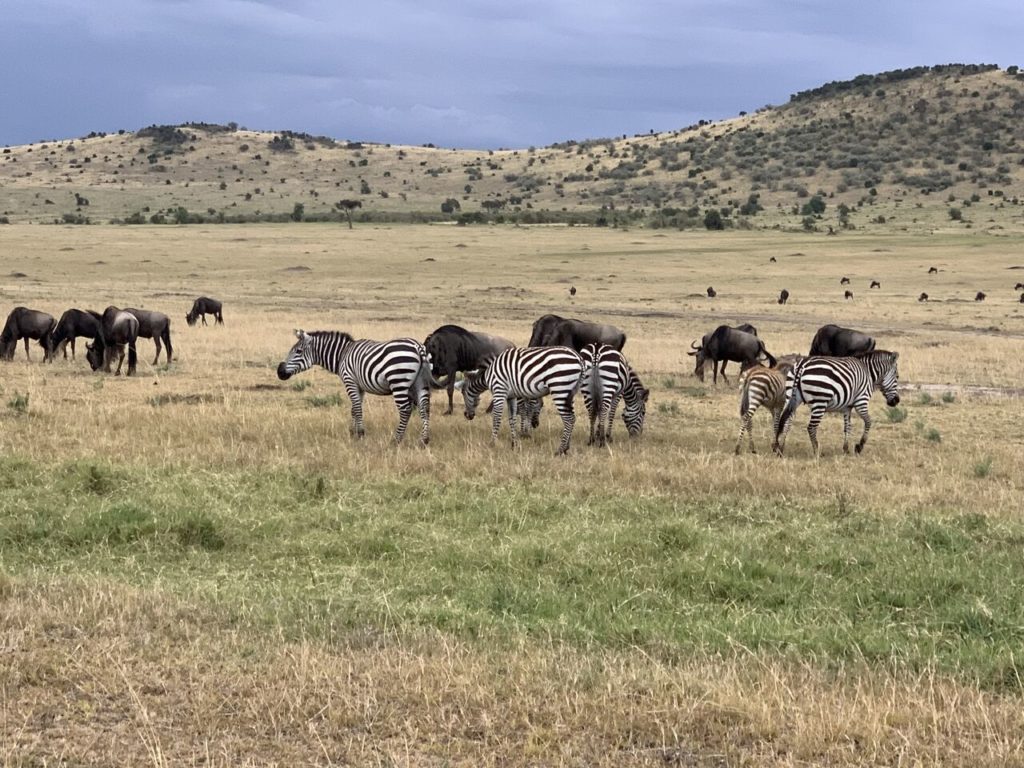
[
  {"xmin": 919, "ymin": 293, "xmax": 929, "ymax": 302},
  {"xmin": 687, "ymin": 339, "xmax": 708, "ymax": 381},
  {"xmin": 975, "ymin": 291, "xmax": 986, "ymax": 302},
  {"xmin": 185, "ymin": 311, "xmax": 198, "ymax": 327},
  {"xmin": 844, "ymin": 290, "xmax": 854, "ymax": 300},
  {"xmin": 85, "ymin": 341, "xmax": 103, "ymax": 371},
  {"xmin": 276, "ymin": 329, "xmax": 314, "ymax": 380}
]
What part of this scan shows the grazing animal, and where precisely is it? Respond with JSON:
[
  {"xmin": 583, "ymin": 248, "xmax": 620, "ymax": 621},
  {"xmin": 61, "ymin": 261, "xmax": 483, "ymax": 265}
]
[
  {"xmin": 808, "ymin": 324, "xmax": 876, "ymax": 357},
  {"xmin": 124, "ymin": 308, "xmax": 173, "ymax": 365},
  {"xmin": 579, "ymin": 344, "xmax": 649, "ymax": 446},
  {"xmin": 778, "ymin": 289, "xmax": 790, "ymax": 305},
  {"xmin": 769, "ymin": 256, "xmax": 777, "ymax": 263},
  {"xmin": 186, "ymin": 296, "xmax": 224, "ymax": 326},
  {"xmin": 928, "ymin": 267, "xmax": 938, "ymax": 274},
  {"xmin": 840, "ymin": 277, "xmax": 851, "ymax": 285},
  {"xmin": 774, "ymin": 351, "xmax": 901, "ymax": 457},
  {"xmin": 870, "ymin": 280, "xmax": 881, "ymax": 289},
  {"xmin": 707, "ymin": 286, "xmax": 717, "ymax": 298},
  {"xmin": 918, "ymin": 292, "xmax": 929, "ymax": 302},
  {"xmin": 0, "ymin": 307, "xmax": 56, "ymax": 362},
  {"xmin": 689, "ymin": 325, "xmax": 775, "ymax": 385},
  {"xmin": 569, "ymin": 286, "xmax": 577, "ymax": 297},
  {"xmin": 528, "ymin": 314, "xmax": 626, "ymax": 352},
  {"xmin": 276, "ymin": 330, "xmax": 437, "ymax": 445},
  {"xmin": 844, "ymin": 290, "xmax": 854, "ymax": 300},
  {"xmin": 1020, "ymin": 294, "xmax": 1024, "ymax": 304},
  {"xmin": 460, "ymin": 346, "xmax": 587, "ymax": 455},
  {"xmin": 50, "ymin": 308, "xmax": 102, "ymax": 360},
  {"xmin": 735, "ymin": 355, "xmax": 801, "ymax": 454},
  {"xmin": 975, "ymin": 291, "xmax": 986, "ymax": 302},
  {"xmin": 86, "ymin": 306, "xmax": 139, "ymax": 375},
  {"xmin": 1014, "ymin": 282, "xmax": 1023, "ymax": 291},
  {"xmin": 423, "ymin": 324, "xmax": 514, "ymax": 415}
]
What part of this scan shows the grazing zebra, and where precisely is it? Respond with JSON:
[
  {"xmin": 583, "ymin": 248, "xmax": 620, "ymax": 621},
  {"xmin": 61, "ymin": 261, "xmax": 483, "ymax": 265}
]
[
  {"xmin": 773, "ymin": 351, "xmax": 900, "ymax": 457},
  {"xmin": 735, "ymin": 356, "xmax": 800, "ymax": 454},
  {"xmin": 459, "ymin": 346, "xmax": 587, "ymax": 454},
  {"xmin": 276, "ymin": 330, "xmax": 436, "ymax": 445},
  {"xmin": 579, "ymin": 344, "xmax": 649, "ymax": 446}
]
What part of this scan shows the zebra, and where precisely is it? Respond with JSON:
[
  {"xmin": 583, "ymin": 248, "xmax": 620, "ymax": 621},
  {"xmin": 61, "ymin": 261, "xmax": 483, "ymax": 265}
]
[
  {"xmin": 458, "ymin": 346, "xmax": 588, "ymax": 454},
  {"xmin": 579, "ymin": 344, "xmax": 649, "ymax": 447},
  {"xmin": 773, "ymin": 351, "xmax": 901, "ymax": 457},
  {"xmin": 735, "ymin": 356, "xmax": 801, "ymax": 454},
  {"xmin": 276, "ymin": 329, "xmax": 437, "ymax": 445}
]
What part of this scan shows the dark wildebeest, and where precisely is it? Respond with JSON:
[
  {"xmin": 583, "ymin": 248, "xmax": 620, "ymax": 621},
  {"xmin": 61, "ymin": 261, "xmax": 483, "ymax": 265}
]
[
  {"xmin": 423, "ymin": 324, "xmax": 515, "ymax": 415},
  {"xmin": 1015, "ymin": 282, "xmax": 1024, "ymax": 291},
  {"xmin": 50, "ymin": 308, "xmax": 102, "ymax": 360},
  {"xmin": 919, "ymin": 293, "xmax": 929, "ymax": 302},
  {"xmin": 870, "ymin": 280, "xmax": 881, "ymax": 289},
  {"xmin": 975, "ymin": 291, "xmax": 986, "ymax": 302},
  {"xmin": 85, "ymin": 306, "xmax": 139, "ymax": 376},
  {"xmin": 844, "ymin": 290, "xmax": 854, "ymax": 300},
  {"xmin": 569, "ymin": 286, "xmax": 577, "ymax": 297},
  {"xmin": 778, "ymin": 289, "xmax": 790, "ymax": 305},
  {"xmin": 707, "ymin": 286, "xmax": 717, "ymax": 298},
  {"xmin": 688, "ymin": 325, "xmax": 776, "ymax": 385},
  {"xmin": 808, "ymin": 324, "xmax": 876, "ymax": 357},
  {"xmin": 769, "ymin": 256, "xmax": 777, "ymax": 263},
  {"xmin": 928, "ymin": 267, "xmax": 938, "ymax": 274},
  {"xmin": 1020, "ymin": 294, "xmax": 1024, "ymax": 304},
  {"xmin": 186, "ymin": 296, "xmax": 223, "ymax": 326},
  {"xmin": 528, "ymin": 314, "xmax": 626, "ymax": 352},
  {"xmin": 124, "ymin": 308, "xmax": 173, "ymax": 365},
  {"xmin": 0, "ymin": 307, "xmax": 56, "ymax": 362},
  {"xmin": 840, "ymin": 277, "xmax": 851, "ymax": 285}
]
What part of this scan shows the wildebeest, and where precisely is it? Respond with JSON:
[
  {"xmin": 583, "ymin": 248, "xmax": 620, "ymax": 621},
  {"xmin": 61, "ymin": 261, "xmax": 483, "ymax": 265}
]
[
  {"xmin": 569, "ymin": 286, "xmax": 577, "ymax": 297},
  {"xmin": 844, "ymin": 290, "xmax": 854, "ymax": 300},
  {"xmin": 688, "ymin": 325, "xmax": 776, "ymax": 385},
  {"xmin": 769, "ymin": 256, "xmax": 777, "ymax": 263},
  {"xmin": 1020, "ymin": 294, "xmax": 1024, "ymax": 304},
  {"xmin": 186, "ymin": 296, "xmax": 223, "ymax": 326},
  {"xmin": 1015, "ymin": 282, "xmax": 1024, "ymax": 291},
  {"xmin": 0, "ymin": 307, "xmax": 56, "ymax": 362},
  {"xmin": 735, "ymin": 323, "xmax": 758, "ymax": 336},
  {"xmin": 918, "ymin": 293, "xmax": 929, "ymax": 302},
  {"xmin": 778, "ymin": 289, "xmax": 789, "ymax": 305},
  {"xmin": 423, "ymin": 324, "xmax": 515, "ymax": 415},
  {"xmin": 928, "ymin": 267, "xmax": 938, "ymax": 274},
  {"xmin": 124, "ymin": 308, "xmax": 173, "ymax": 365},
  {"xmin": 86, "ymin": 306, "xmax": 139, "ymax": 376},
  {"xmin": 528, "ymin": 314, "xmax": 626, "ymax": 352},
  {"xmin": 870, "ymin": 280, "xmax": 881, "ymax": 289},
  {"xmin": 50, "ymin": 308, "xmax": 102, "ymax": 360},
  {"xmin": 707, "ymin": 286, "xmax": 717, "ymax": 298},
  {"xmin": 840, "ymin": 277, "xmax": 850, "ymax": 285},
  {"xmin": 975, "ymin": 291, "xmax": 986, "ymax": 302},
  {"xmin": 808, "ymin": 324, "xmax": 875, "ymax": 357}
]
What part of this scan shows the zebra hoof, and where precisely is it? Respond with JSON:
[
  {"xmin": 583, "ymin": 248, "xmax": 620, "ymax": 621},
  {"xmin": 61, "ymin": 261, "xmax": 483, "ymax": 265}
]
[{"xmin": 855, "ymin": 443, "xmax": 865, "ymax": 454}]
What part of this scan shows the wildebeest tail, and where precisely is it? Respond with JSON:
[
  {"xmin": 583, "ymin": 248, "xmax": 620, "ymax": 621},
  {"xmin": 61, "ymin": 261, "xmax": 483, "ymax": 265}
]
[
  {"xmin": 759, "ymin": 341, "xmax": 777, "ymax": 369},
  {"xmin": 162, "ymin": 324, "xmax": 173, "ymax": 361},
  {"xmin": 419, "ymin": 346, "xmax": 447, "ymax": 390},
  {"xmin": 127, "ymin": 342, "xmax": 138, "ymax": 375}
]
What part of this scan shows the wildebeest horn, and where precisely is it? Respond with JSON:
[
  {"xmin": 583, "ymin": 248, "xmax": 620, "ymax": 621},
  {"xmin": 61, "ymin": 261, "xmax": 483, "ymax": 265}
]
[{"xmin": 690, "ymin": 340, "xmax": 700, "ymax": 350}]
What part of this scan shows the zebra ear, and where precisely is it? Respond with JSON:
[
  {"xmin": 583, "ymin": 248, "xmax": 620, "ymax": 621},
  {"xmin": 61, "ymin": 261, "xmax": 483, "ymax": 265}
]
[
  {"xmin": 891, "ymin": 351, "xmax": 899, "ymax": 360},
  {"xmin": 454, "ymin": 380, "xmax": 465, "ymax": 391},
  {"xmin": 294, "ymin": 328, "xmax": 305, "ymax": 339}
]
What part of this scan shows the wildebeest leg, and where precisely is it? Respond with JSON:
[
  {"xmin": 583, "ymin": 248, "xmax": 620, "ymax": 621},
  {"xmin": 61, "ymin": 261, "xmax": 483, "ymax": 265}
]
[
  {"xmin": 417, "ymin": 382, "xmax": 431, "ymax": 446},
  {"xmin": 842, "ymin": 410, "xmax": 852, "ymax": 454},
  {"xmin": 342, "ymin": 373, "xmax": 365, "ymax": 438},
  {"xmin": 445, "ymin": 377, "xmax": 455, "ymax": 415},
  {"xmin": 806, "ymin": 405, "xmax": 826, "ymax": 457},
  {"xmin": 216, "ymin": 311, "xmax": 223, "ymax": 325},
  {"xmin": 68, "ymin": 338, "xmax": 75, "ymax": 360},
  {"xmin": 201, "ymin": 314, "xmax": 208, "ymax": 326},
  {"xmin": 554, "ymin": 393, "xmax": 576, "ymax": 455},
  {"xmin": 114, "ymin": 347, "xmax": 125, "ymax": 376},
  {"xmin": 23, "ymin": 338, "xmax": 31, "ymax": 361},
  {"xmin": 720, "ymin": 360, "xmax": 730, "ymax": 386},
  {"xmin": 152, "ymin": 338, "xmax": 162, "ymax": 366},
  {"xmin": 854, "ymin": 400, "xmax": 872, "ymax": 454}
]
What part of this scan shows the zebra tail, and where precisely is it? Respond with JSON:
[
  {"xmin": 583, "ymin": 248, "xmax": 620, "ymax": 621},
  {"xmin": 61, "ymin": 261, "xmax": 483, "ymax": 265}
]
[
  {"xmin": 420, "ymin": 348, "xmax": 447, "ymax": 389},
  {"xmin": 739, "ymin": 378, "xmax": 751, "ymax": 418},
  {"xmin": 776, "ymin": 374, "xmax": 801, "ymax": 440}
]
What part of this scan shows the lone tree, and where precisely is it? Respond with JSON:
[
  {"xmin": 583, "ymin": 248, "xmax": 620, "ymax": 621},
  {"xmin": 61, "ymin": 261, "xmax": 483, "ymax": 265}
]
[{"xmin": 336, "ymin": 199, "xmax": 362, "ymax": 229}]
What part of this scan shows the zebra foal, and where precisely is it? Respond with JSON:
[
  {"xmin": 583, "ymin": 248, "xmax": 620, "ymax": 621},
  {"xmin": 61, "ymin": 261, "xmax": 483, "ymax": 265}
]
[
  {"xmin": 579, "ymin": 343, "xmax": 649, "ymax": 447},
  {"xmin": 735, "ymin": 357, "xmax": 799, "ymax": 454},
  {"xmin": 276, "ymin": 330, "xmax": 437, "ymax": 445},
  {"xmin": 773, "ymin": 351, "xmax": 900, "ymax": 457},
  {"xmin": 459, "ymin": 346, "xmax": 587, "ymax": 454}
]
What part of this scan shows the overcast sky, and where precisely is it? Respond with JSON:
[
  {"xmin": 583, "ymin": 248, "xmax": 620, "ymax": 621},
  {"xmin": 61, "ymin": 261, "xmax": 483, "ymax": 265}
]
[{"xmin": 2, "ymin": 0, "xmax": 1022, "ymax": 149}]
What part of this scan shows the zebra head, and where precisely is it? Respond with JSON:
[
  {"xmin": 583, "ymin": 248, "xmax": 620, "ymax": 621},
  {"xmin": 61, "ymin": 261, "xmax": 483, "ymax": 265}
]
[
  {"xmin": 623, "ymin": 383, "xmax": 649, "ymax": 437},
  {"xmin": 870, "ymin": 350, "xmax": 901, "ymax": 407},
  {"xmin": 456, "ymin": 371, "xmax": 489, "ymax": 420},
  {"xmin": 277, "ymin": 329, "xmax": 314, "ymax": 380}
]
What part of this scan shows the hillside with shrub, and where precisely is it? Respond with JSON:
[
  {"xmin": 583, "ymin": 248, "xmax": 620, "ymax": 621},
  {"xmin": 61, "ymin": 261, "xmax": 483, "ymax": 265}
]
[{"xmin": 2, "ymin": 64, "xmax": 1023, "ymax": 232}]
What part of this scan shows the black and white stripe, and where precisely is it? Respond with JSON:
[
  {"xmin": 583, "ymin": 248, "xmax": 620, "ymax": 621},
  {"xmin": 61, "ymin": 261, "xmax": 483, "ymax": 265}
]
[
  {"xmin": 277, "ymin": 330, "xmax": 435, "ymax": 445},
  {"xmin": 460, "ymin": 346, "xmax": 587, "ymax": 454},
  {"xmin": 579, "ymin": 343, "xmax": 648, "ymax": 446},
  {"xmin": 735, "ymin": 359, "xmax": 802, "ymax": 454},
  {"xmin": 773, "ymin": 351, "xmax": 901, "ymax": 456}
]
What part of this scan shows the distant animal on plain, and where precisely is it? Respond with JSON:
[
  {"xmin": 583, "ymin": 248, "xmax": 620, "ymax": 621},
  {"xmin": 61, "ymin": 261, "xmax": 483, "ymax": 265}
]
[
  {"xmin": 186, "ymin": 296, "xmax": 223, "ymax": 326},
  {"xmin": 528, "ymin": 314, "xmax": 625, "ymax": 352},
  {"xmin": 569, "ymin": 286, "xmax": 576, "ymax": 297},
  {"xmin": 688, "ymin": 325, "xmax": 775, "ymax": 385},
  {"xmin": 50, "ymin": 308, "xmax": 102, "ymax": 360},
  {"xmin": 870, "ymin": 280, "xmax": 881, "ymax": 289},
  {"xmin": 86, "ymin": 306, "xmax": 139, "ymax": 376},
  {"xmin": 769, "ymin": 256, "xmax": 777, "ymax": 263},
  {"xmin": 808, "ymin": 324, "xmax": 875, "ymax": 357},
  {"xmin": 928, "ymin": 267, "xmax": 938, "ymax": 274},
  {"xmin": 579, "ymin": 343, "xmax": 648, "ymax": 447},
  {"xmin": 423, "ymin": 324, "xmax": 514, "ymax": 415},
  {"xmin": 707, "ymin": 286, "xmax": 717, "ymax": 298},
  {"xmin": 778, "ymin": 289, "xmax": 789, "ymax": 305},
  {"xmin": 0, "ymin": 307, "xmax": 56, "ymax": 362},
  {"xmin": 840, "ymin": 277, "xmax": 850, "ymax": 285},
  {"xmin": 124, "ymin": 308, "xmax": 173, "ymax": 365},
  {"xmin": 975, "ymin": 291, "xmax": 986, "ymax": 302},
  {"xmin": 1020, "ymin": 293, "xmax": 1024, "ymax": 304},
  {"xmin": 1015, "ymin": 282, "xmax": 1023, "ymax": 291},
  {"xmin": 844, "ymin": 290, "xmax": 854, "ymax": 300},
  {"xmin": 918, "ymin": 293, "xmax": 929, "ymax": 302}
]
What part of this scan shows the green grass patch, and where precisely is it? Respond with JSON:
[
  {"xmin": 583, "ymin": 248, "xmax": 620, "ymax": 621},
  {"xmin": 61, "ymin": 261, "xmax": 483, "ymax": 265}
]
[{"xmin": 306, "ymin": 393, "xmax": 343, "ymax": 408}]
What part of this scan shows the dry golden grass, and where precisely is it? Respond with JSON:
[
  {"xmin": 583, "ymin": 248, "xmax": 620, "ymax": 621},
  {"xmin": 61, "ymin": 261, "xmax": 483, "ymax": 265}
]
[{"xmin": 2, "ymin": 223, "xmax": 1024, "ymax": 765}]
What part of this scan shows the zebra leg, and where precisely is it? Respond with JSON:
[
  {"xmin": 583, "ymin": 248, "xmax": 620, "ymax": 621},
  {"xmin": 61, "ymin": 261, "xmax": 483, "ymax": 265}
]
[
  {"xmin": 489, "ymin": 391, "xmax": 506, "ymax": 446},
  {"xmin": 392, "ymin": 392, "xmax": 414, "ymax": 444},
  {"xmin": 343, "ymin": 375, "xmax": 366, "ymax": 438},
  {"xmin": 605, "ymin": 393, "xmax": 622, "ymax": 445},
  {"xmin": 842, "ymin": 410, "xmax": 852, "ymax": 454},
  {"xmin": 806, "ymin": 405, "xmax": 826, "ymax": 457},
  {"xmin": 584, "ymin": 392, "xmax": 598, "ymax": 445},
  {"xmin": 737, "ymin": 409, "xmax": 754, "ymax": 454},
  {"xmin": 554, "ymin": 394, "xmax": 576, "ymax": 455},
  {"xmin": 417, "ymin": 383, "xmax": 431, "ymax": 446},
  {"xmin": 854, "ymin": 401, "xmax": 872, "ymax": 454},
  {"xmin": 508, "ymin": 397, "xmax": 520, "ymax": 449}
]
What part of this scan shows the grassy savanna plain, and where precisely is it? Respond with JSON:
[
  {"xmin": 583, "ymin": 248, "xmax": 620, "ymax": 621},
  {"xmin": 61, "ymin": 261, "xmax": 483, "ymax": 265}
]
[{"xmin": 2, "ymin": 223, "xmax": 1024, "ymax": 766}]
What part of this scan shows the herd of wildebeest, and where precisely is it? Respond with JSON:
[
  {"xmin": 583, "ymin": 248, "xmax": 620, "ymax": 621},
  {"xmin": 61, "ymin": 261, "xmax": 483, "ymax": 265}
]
[{"xmin": 1, "ymin": 284, "xmax": 918, "ymax": 457}]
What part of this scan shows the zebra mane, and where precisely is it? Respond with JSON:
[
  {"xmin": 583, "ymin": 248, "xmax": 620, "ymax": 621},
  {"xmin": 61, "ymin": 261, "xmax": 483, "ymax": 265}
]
[{"xmin": 305, "ymin": 330, "xmax": 355, "ymax": 344}]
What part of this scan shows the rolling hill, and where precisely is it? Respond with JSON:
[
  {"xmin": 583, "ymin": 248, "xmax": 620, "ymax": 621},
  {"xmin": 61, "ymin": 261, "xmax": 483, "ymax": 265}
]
[{"xmin": 2, "ymin": 63, "xmax": 1024, "ymax": 233}]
